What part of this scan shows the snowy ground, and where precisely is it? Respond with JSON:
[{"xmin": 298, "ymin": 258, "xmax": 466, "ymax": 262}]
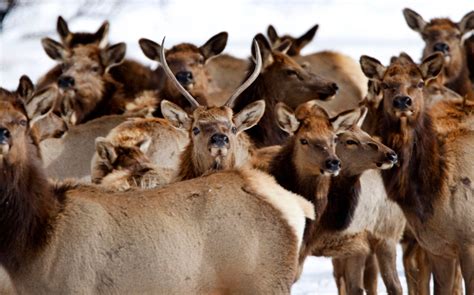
[{"xmin": 1, "ymin": 0, "xmax": 472, "ymax": 293}]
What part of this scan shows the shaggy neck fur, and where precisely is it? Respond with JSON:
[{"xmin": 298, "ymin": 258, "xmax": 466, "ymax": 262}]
[
  {"xmin": 83, "ymin": 74, "xmax": 126, "ymax": 122},
  {"xmin": 443, "ymin": 51, "xmax": 474, "ymax": 101},
  {"xmin": 0, "ymin": 133, "xmax": 62, "ymax": 272},
  {"xmin": 375, "ymin": 103, "xmax": 447, "ymax": 222}
]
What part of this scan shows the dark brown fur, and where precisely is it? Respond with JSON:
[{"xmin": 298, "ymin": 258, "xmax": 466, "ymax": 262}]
[{"xmin": 466, "ymin": 34, "xmax": 474, "ymax": 82}]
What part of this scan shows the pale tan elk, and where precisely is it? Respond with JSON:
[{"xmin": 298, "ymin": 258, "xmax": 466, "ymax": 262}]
[
  {"xmin": 0, "ymin": 80, "xmax": 315, "ymax": 294},
  {"xmin": 265, "ymin": 25, "xmax": 368, "ymax": 114},
  {"xmin": 360, "ymin": 52, "xmax": 474, "ymax": 294},
  {"xmin": 403, "ymin": 8, "xmax": 474, "ymax": 101}
]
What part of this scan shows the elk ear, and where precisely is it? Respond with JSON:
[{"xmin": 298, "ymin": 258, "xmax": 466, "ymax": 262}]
[
  {"xmin": 419, "ymin": 52, "xmax": 444, "ymax": 81},
  {"xmin": 330, "ymin": 108, "xmax": 362, "ymax": 132},
  {"xmin": 95, "ymin": 137, "xmax": 117, "ymax": 164},
  {"xmin": 17, "ymin": 75, "xmax": 34, "ymax": 101},
  {"xmin": 398, "ymin": 52, "xmax": 415, "ymax": 64},
  {"xmin": 295, "ymin": 24, "xmax": 318, "ymax": 51},
  {"xmin": 366, "ymin": 80, "xmax": 383, "ymax": 106},
  {"xmin": 356, "ymin": 107, "xmax": 368, "ymax": 128},
  {"xmin": 57, "ymin": 16, "xmax": 70, "ymax": 43},
  {"xmin": 139, "ymin": 38, "xmax": 162, "ymax": 62},
  {"xmin": 233, "ymin": 100, "xmax": 265, "ymax": 133},
  {"xmin": 160, "ymin": 100, "xmax": 192, "ymax": 129},
  {"xmin": 275, "ymin": 40, "xmax": 292, "ymax": 54},
  {"xmin": 137, "ymin": 137, "xmax": 152, "ymax": 154},
  {"xmin": 360, "ymin": 55, "xmax": 386, "ymax": 81},
  {"xmin": 253, "ymin": 33, "xmax": 273, "ymax": 68},
  {"xmin": 267, "ymin": 25, "xmax": 279, "ymax": 44},
  {"xmin": 403, "ymin": 8, "xmax": 427, "ymax": 33},
  {"xmin": 458, "ymin": 11, "xmax": 474, "ymax": 34},
  {"xmin": 95, "ymin": 21, "xmax": 110, "ymax": 48},
  {"xmin": 275, "ymin": 102, "xmax": 300, "ymax": 135},
  {"xmin": 101, "ymin": 43, "xmax": 126, "ymax": 72},
  {"xmin": 30, "ymin": 111, "xmax": 67, "ymax": 142},
  {"xmin": 200, "ymin": 32, "xmax": 228, "ymax": 61},
  {"xmin": 41, "ymin": 38, "xmax": 66, "ymax": 61},
  {"xmin": 25, "ymin": 86, "xmax": 57, "ymax": 118}
]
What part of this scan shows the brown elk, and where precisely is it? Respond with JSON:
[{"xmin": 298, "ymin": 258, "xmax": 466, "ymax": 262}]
[
  {"xmin": 0, "ymin": 80, "xmax": 316, "ymax": 294},
  {"xmin": 138, "ymin": 32, "xmax": 228, "ymax": 112},
  {"xmin": 266, "ymin": 25, "xmax": 368, "ymax": 114},
  {"xmin": 360, "ymin": 52, "xmax": 474, "ymax": 294},
  {"xmin": 232, "ymin": 34, "xmax": 339, "ymax": 147},
  {"xmin": 403, "ymin": 8, "xmax": 474, "ymax": 101}
]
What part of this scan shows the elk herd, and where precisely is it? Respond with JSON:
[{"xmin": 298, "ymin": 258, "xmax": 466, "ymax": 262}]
[{"xmin": 0, "ymin": 7, "xmax": 474, "ymax": 295}]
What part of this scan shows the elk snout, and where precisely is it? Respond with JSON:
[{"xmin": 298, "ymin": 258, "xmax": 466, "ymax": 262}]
[
  {"xmin": 324, "ymin": 158, "xmax": 341, "ymax": 174},
  {"xmin": 317, "ymin": 82, "xmax": 339, "ymax": 100},
  {"xmin": 58, "ymin": 76, "xmax": 75, "ymax": 89},
  {"xmin": 175, "ymin": 71, "xmax": 194, "ymax": 85},
  {"xmin": 392, "ymin": 96, "xmax": 412, "ymax": 110},
  {"xmin": 386, "ymin": 151, "xmax": 398, "ymax": 163},
  {"xmin": 433, "ymin": 43, "xmax": 450, "ymax": 54},
  {"xmin": 0, "ymin": 128, "xmax": 10, "ymax": 144},
  {"xmin": 210, "ymin": 133, "xmax": 229, "ymax": 148}
]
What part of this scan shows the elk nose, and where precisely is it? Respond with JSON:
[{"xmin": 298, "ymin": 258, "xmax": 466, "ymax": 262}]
[
  {"xmin": 392, "ymin": 96, "xmax": 412, "ymax": 110},
  {"xmin": 331, "ymin": 83, "xmax": 339, "ymax": 92},
  {"xmin": 0, "ymin": 128, "xmax": 10, "ymax": 143},
  {"xmin": 210, "ymin": 133, "xmax": 229, "ymax": 148},
  {"xmin": 325, "ymin": 158, "xmax": 341, "ymax": 172},
  {"xmin": 386, "ymin": 151, "xmax": 398, "ymax": 163},
  {"xmin": 433, "ymin": 43, "xmax": 450, "ymax": 54},
  {"xmin": 57, "ymin": 76, "xmax": 75, "ymax": 89},
  {"xmin": 175, "ymin": 71, "xmax": 194, "ymax": 85}
]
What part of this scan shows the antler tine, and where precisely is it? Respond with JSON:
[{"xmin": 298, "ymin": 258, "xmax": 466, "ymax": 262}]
[
  {"xmin": 160, "ymin": 37, "xmax": 200, "ymax": 109},
  {"xmin": 225, "ymin": 40, "xmax": 262, "ymax": 108}
]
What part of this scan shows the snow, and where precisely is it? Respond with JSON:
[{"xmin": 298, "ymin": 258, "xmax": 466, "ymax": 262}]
[{"xmin": 0, "ymin": 0, "xmax": 471, "ymax": 293}]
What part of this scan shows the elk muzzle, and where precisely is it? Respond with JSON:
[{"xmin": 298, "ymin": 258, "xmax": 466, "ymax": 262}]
[
  {"xmin": 317, "ymin": 82, "xmax": 339, "ymax": 101},
  {"xmin": 433, "ymin": 42, "xmax": 450, "ymax": 54},
  {"xmin": 57, "ymin": 75, "xmax": 75, "ymax": 89},
  {"xmin": 209, "ymin": 133, "xmax": 229, "ymax": 157},
  {"xmin": 376, "ymin": 151, "xmax": 398, "ymax": 169},
  {"xmin": 175, "ymin": 71, "xmax": 194, "ymax": 86},
  {"xmin": 322, "ymin": 158, "xmax": 341, "ymax": 176},
  {"xmin": 392, "ymin": 95, "xmax": 413, "ymax": 116}
]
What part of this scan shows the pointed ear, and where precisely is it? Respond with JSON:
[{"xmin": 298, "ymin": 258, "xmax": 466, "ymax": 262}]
[
  {"xmin": 275, "ymin": 40, "xmax": 292, "ymax": 54},
  {"xmin": 330, "ymin": 108, "xmax": 363, "ymax": 132},
  {"xmin": 458, "ymin": 11, "xmax": 474, "ymax": 34},
  {"xmin": 101, "ymin": 43, "xmax": 126, "ymax": 71},
  {"xmin": 95, "ymin": 21, "xmax": 110, "ymax": 48},
  {"xmin": 95, "ymin": 137, "xmax": 117, "ymax": 165},
  {"xmin": 398, "ymin": 52, "xmax": 415, "ymax": 64},
  {"xmin": 403, "ymin": 8, "xmax": 427, "ymax": 33},
  {"xmin": 267, "ymin": 25, "xmax": 279, "ymax": 44},
  {"xmin": 233, "ymin": 100, "xmax": 265, "ymax": 133},
  {"xmin": 419, "ymin": 52, "xmax": 444, "ymax": 81},
  {"xmin": 200, "ymin": 32, "xmax": 228, "ymax": 61},
  {"xmin": 17, "ymin": 75, "xmax": 34, "ymax": 101},
  {"xmin": 41, "ymin": 38, "xmax": 66, "ymax": 61},
  {"xmin": 139, "ymin": 38, "xmax": 162, "ymax": 62},
  {"xmin": 160, "ymin": 100, "xmax": 192, "ymax": 129},
  {"xmin": 295, "ymin": 24, "xmax": 318, "ymax": 50},
  {"xmin": 252, "ymin": 33, "xmax": 273, "ymax": 69},
  {"xmin": 137, "ymin": 137, "xmax": 152, "ymax": 154},
  {"xmin": 360, "ymin": 55, "xmax": 386, "ymax": 81},
  {"xmin": 356, "ymin": 107, "xmax": 368, "ymax": 128},
  {"xmin": 275, "ymin": 102, "xmax": 300, "ymax": 135},
  {"xmin": 57, "ymin": 16, "xmax": 70, "ymax": 42}
]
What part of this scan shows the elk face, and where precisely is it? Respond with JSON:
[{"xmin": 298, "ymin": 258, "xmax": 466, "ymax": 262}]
[
  {"xmin": 360, "ymin": 53, "xmax": 444, "ymax": 122},
  {"xmin": 162, "ymin": 100, "xmax": 265, "ymax": 170},
  {"xmin": 267, "ymin": 24, "xmax": 319, "ymax": 56},
  {"xmin": 333, "ymin": 107, "xmax": 398, "ymax": 176},
  {"xmin": 41, "ymin": 38, "xmax": 126, "ymax": 124},
  {"xmin": 56, "ymin": 16, "xmax": 109, "ymax": 49},
  {"xmin": 403, "ymin": 9, "xmax": 474, "ymax": 80},
  {"xmin": 139, "ymin": 32, "xmax": 228, "ymax": 103},
  {"xmin": 0, "ymin": 76, "xmax": 34, "ymax": 161},
  {"xmin": 276, "ymin": 101, "xmax": 341, "ymax": 176},
  {"xmin": 255, "ymin": 34, "xmax": 338, "ymax": 108}
]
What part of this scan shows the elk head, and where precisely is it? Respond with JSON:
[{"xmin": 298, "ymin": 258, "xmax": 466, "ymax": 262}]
[
  {"xmin": 403, "ymin": 8, "xmax": 474, "ymax": 81},
  {"xmin": 159, "ymin": 37, "xmax": 265, "ymax": 175},
  {"xmin": 139, "ymin": 32, "xmax": 228, "ymax": 107},
  {"xmin": 41, "ymin": 38, "xmax": 126, "ymax": 124},
  {"xmin": 360, "ymin": 52, "xmax": 444, "ymax": 124},
  {"xmin": 333, "ymin": 107, "xmax": 398, "ymax": 176},
  {"xmin": 267, "ymin": 24, "xmax": 319, "ymax": 56},
  {"xmin": 275, "ymin": 101, "xmax": 341, "ymax": 176},
  {"xmin": 56, "ymin": 16, "xmax": 109, "ymax": 49}
]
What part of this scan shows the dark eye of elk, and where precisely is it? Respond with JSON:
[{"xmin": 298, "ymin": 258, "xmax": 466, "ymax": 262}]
[
  {"xmin": 192, "ymin": 127, "xmax": 200, "ymax": 135},
  {"xmin": 346, "ymin": 140, "xmax": 358, "ymax": 145},
  {"xmin": 300, "ymin": 138, "xmax": 308, "ymax": 145},
  {"xmin": 417, "ymin": 81, "xmax": 424, "ymax": 88},
  {"xmin": 231, "ymin": 126, "xmax": 237, "ymax": 134}
]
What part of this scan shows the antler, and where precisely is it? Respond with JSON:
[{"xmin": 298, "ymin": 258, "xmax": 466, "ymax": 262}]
[
  {"xmin": 160, "ymin": 37, "xmax": 201, "ymax": 109},
  {"xmin": 225, "ymin": 40, "xmax": 262, "ymax": 108}
]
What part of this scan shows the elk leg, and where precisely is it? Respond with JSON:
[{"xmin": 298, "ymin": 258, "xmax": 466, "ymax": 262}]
[
  {"xmin": 342, "ymin": 254, "xmax": 365, "ymax": 295},
  {"xmin": 374, "ymin": 239, "xmax": 403, "ymax": 295},
  {"xmin": 402, "ymin": 231, "xmax": 431, "ymax": 295},
  {"xmin": 363, "ymin": 253, "xmax": 379, "ymax": 295},
  {"xmin": 459, "ymin": 247, "xmax": 474, "ymax": 295},
  {"xmin": 332, "ymin": 257, "xmax": 347, "ymax": 295},
  {"xmin": 428, "ymin": 253, "xmax": 456, "ymax": 295},
  {"xmin": 452, "ymin": 260, "xmax": 463, "ymax": 295}
]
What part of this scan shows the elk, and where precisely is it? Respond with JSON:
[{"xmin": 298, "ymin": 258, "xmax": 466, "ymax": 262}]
[
  {"xmin": 0, "ymin": 79, "xmax": 316, "ymax": 294},
  {"xmin": 232, "ymin": 34, "xmax": 339, "ymax": 147},
  {"xmin": 265, "ymin": 25, "xmax": 368, "ymax": 114},
  {"xmin": 138, "ymin": 32, "xmax": 228, "ymax": 113},
  {"xmin": 403, "ymin": 8, "xmax": 474, "ymax": 101},
  {"xmin": 360, "ymin": 52, "xmax": 474, "ymax": 294}
]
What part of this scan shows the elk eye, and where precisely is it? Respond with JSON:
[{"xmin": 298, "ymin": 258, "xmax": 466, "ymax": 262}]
[
  {"xmin": 19, "ymin": 119, "xmax": 28, "ymax": 127},
  {"xmin": 198, "ymin": 57, "xmax": 205, "ymax": 64},
  {"xmin": 346, "ymin": 140, "xmax": 358, "ymax": 145},
  {"xmin": 286, "ymin": 70, "xmax": 297, "ymax": 76},
  {"xmin": 92, "ymin": 66, "xmax": 100, "ymax": 72},
  {"xmin": 192, "ymin": 127, "xmax": 200, "ymax": 135},
  {"xmin": 381, "ymin": 83, "xmax": 390, "ymax": 90},
  {"xmin": 417, "ymin": 81, "xmax": 424, "ymax": 88},
  {"xmin": 300, "ymin": 138, "xmax": 308, "ymax": 145},
  {"xmin": 231, "ymin": 126, "xmax": 237, "ymax": 134}
]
